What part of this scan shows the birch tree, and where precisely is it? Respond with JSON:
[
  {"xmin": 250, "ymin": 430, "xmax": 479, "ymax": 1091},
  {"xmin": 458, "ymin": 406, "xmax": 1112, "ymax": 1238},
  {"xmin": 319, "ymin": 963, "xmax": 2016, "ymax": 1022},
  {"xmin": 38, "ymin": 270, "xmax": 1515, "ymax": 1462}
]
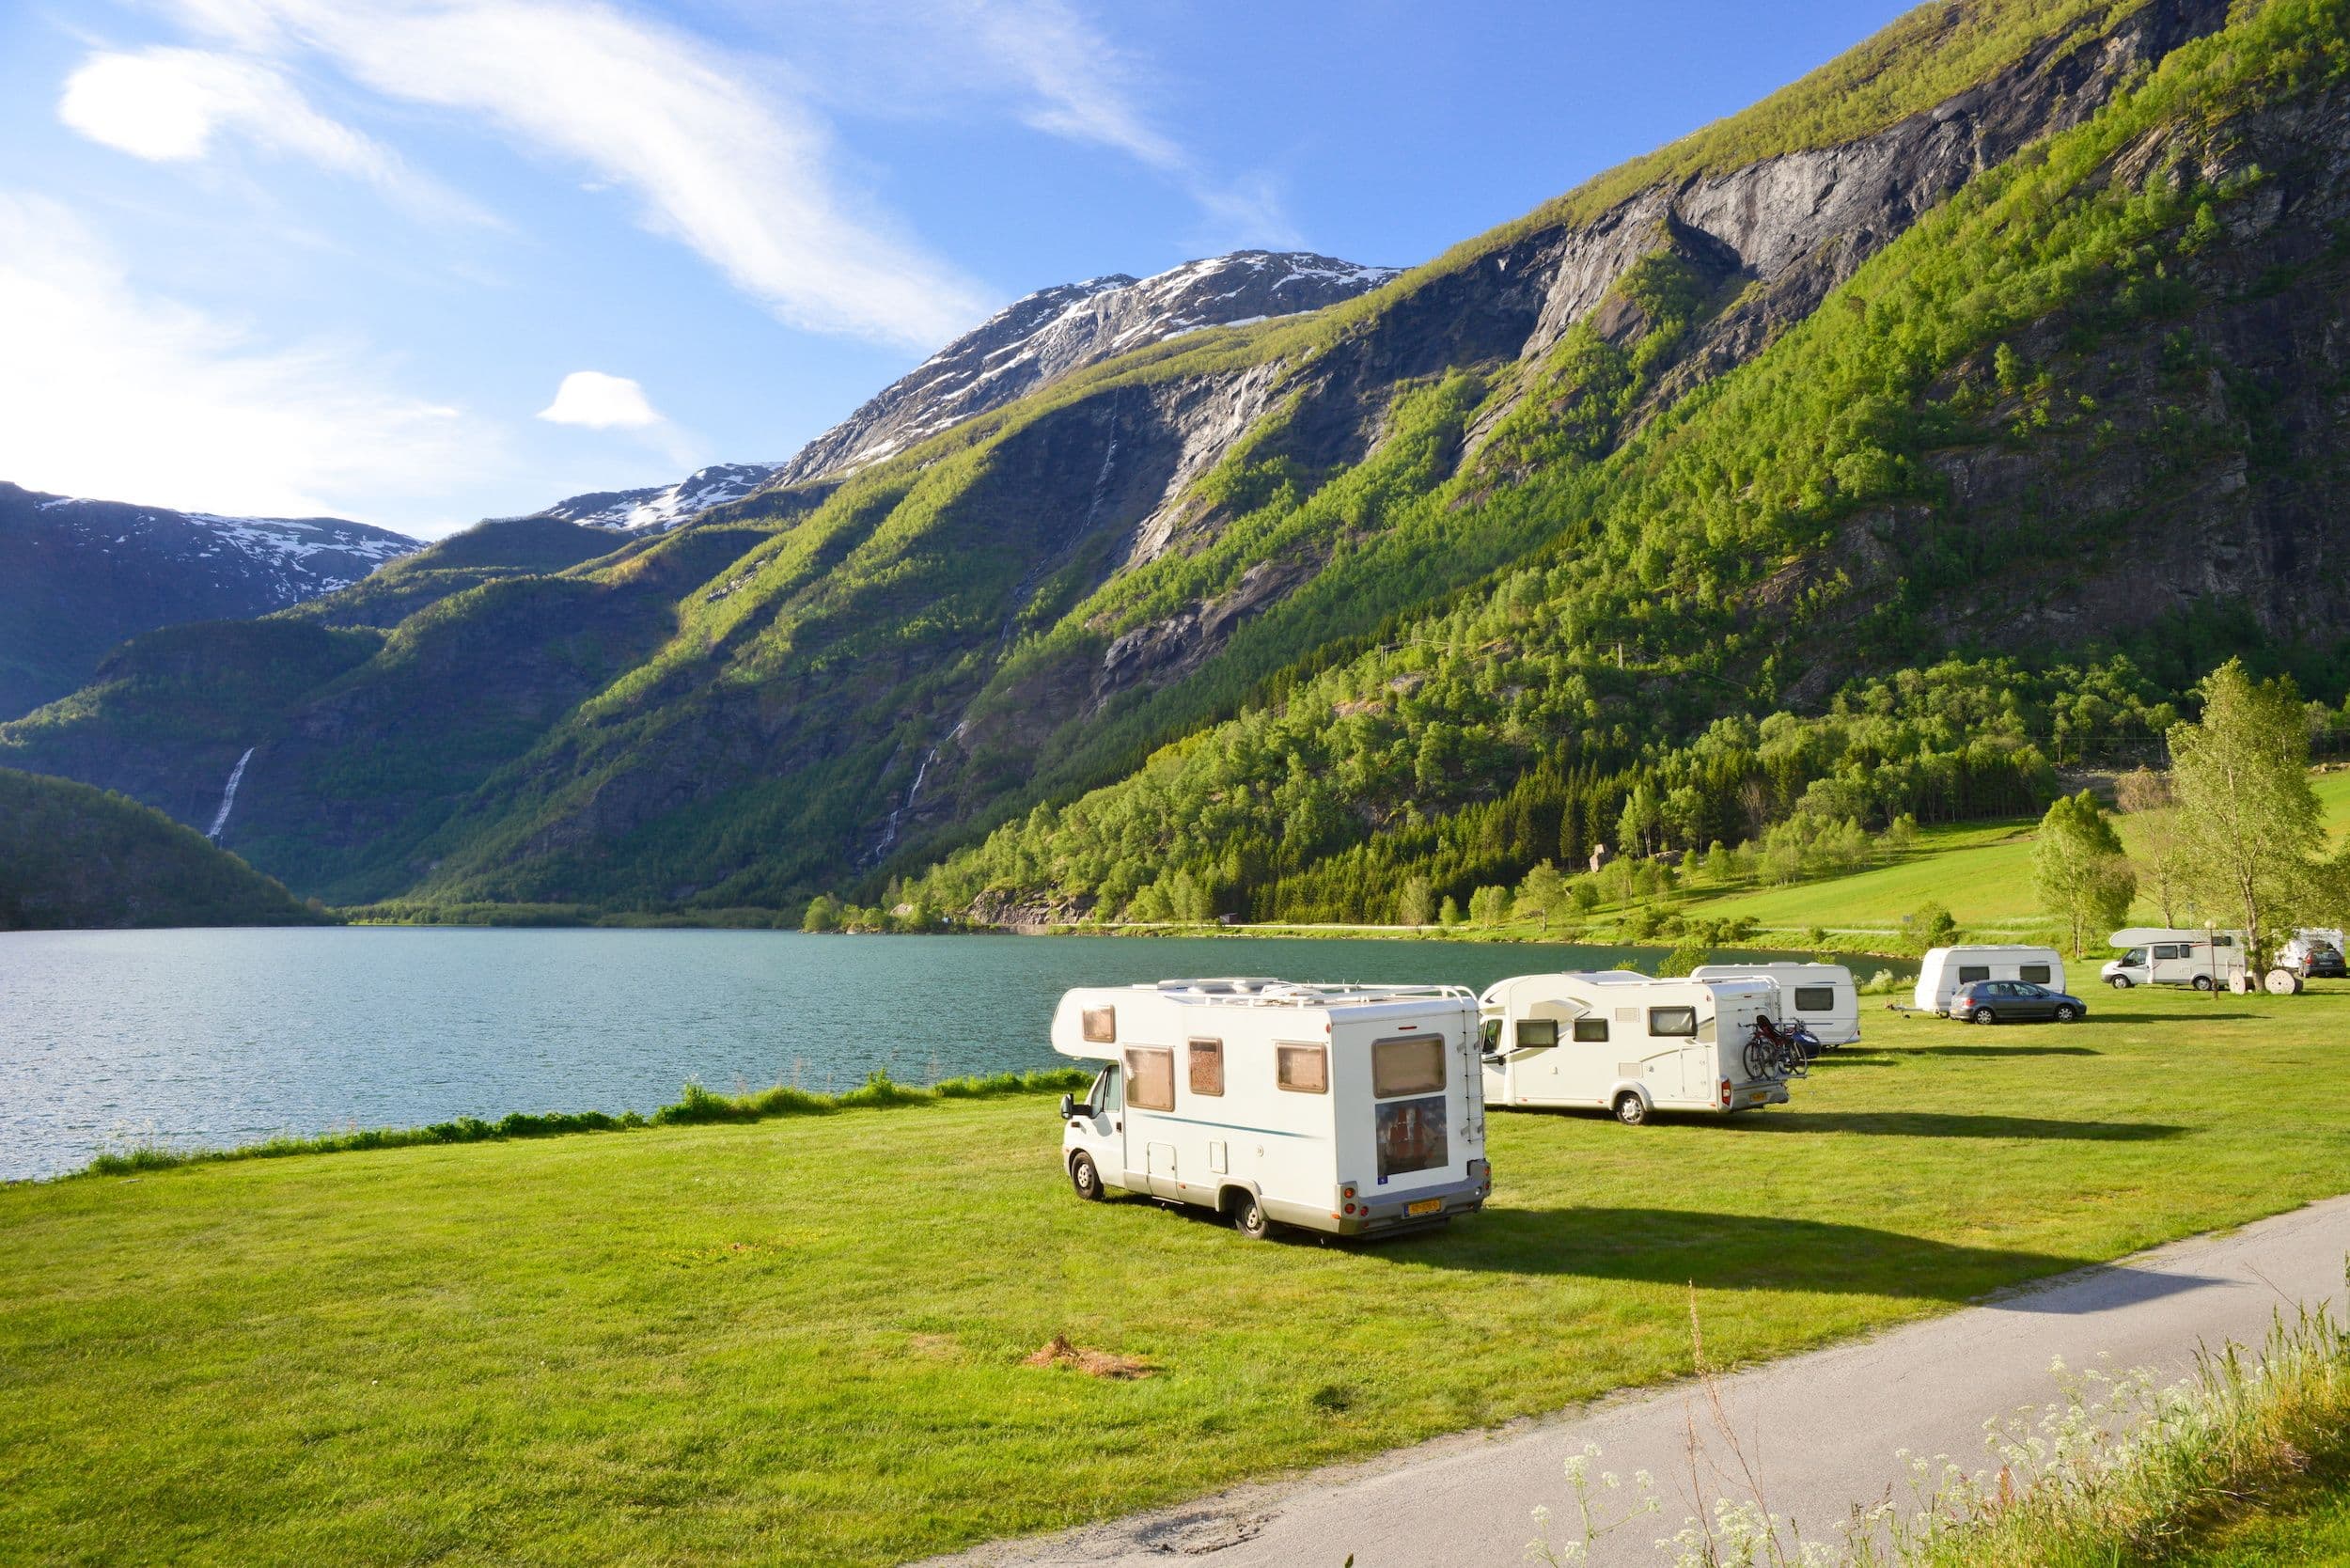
[{"xmin": 2168, "ymin": 660, "xmax": 2323, "ymax": 969}]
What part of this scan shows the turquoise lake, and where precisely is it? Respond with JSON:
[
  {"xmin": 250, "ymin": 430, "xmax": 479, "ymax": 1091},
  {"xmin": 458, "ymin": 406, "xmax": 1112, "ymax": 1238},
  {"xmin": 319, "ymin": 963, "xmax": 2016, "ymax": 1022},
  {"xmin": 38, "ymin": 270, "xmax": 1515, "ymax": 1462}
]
[{"xmin": 0, "ymin": 928, "xmax": 1914, "ymax": 1180}]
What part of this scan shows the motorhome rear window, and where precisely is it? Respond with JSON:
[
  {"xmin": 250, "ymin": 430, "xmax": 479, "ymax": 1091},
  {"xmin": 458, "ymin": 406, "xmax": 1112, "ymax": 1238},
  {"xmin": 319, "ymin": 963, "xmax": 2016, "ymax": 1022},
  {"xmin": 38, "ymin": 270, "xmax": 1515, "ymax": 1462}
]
[
  {"xmin": 1081, "ymin": 1006, "xmax": 1116, "ymax": 1043},
  {"xmin": 1793, "ymin": 985, "xmax": 1836, "ymax": 1011},
  {"xmin": 1515, "ymin": 1019, "xmax": 1559, "ymax": 1049},
  {"xmin": 1375, "ymin": 1095, "xmax": 1449, "ymax": 1179},
  {"xmin": 2020, "ymin": 964, "xmax": 2051, "ymax": 984},
  {"xmin": 1648, "ymin": 1007, "xmax": 1698, "ymax": 1038},
  {"xmin": 1276, "ymin": 1043, "xmax": 1327, "ymax": 1094},
  {"xmin": 1572, "ymin": 1017, "xmax": 1609, "ymax": 1043},
  {"xmin": 1124, "ymin": 1047, "xmax": 1174, "ymax": 1112},
  {"xmin": 1957, "ymin": 965, "xmax": 1990, "ymax": 983},
  {"xmin": 1187, "ymin": 1039, "xmax": 1224, "ymax": 1096},
  {"xmin": 1372, "ymin": 1036, "xmax": 1445, "ymax": 1097}
]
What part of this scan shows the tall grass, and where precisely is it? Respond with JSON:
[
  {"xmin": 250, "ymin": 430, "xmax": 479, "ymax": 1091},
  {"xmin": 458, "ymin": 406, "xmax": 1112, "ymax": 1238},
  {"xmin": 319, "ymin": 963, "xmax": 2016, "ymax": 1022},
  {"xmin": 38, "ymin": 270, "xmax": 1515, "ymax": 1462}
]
[{"xmin": 71, "ymin": 1067, "xmax": 1091, "ymax": 1181}]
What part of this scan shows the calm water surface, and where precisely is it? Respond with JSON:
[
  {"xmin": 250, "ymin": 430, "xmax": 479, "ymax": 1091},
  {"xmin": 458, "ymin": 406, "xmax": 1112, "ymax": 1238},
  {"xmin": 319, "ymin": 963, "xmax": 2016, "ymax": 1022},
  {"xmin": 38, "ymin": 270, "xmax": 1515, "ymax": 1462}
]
[{"xmin": 0, "ymin": 928, "xmax": 1914, "ymax": 1180}]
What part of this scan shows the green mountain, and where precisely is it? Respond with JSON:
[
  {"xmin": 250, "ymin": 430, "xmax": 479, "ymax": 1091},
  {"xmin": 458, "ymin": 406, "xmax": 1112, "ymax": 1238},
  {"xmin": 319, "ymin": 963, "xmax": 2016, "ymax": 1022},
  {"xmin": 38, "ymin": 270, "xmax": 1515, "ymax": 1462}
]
[
  {"xmin": 0, "ymin": 767, "xmax": 324, "ymax": 930},
  {"xmin": 8, "ymin": 0, "xmax": 2346, "ymax": 927}
]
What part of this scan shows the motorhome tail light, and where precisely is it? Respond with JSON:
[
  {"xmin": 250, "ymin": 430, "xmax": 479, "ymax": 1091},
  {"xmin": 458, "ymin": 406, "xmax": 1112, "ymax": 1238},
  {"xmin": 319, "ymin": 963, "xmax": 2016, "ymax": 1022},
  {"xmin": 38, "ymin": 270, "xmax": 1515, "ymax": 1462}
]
[
  {"xmin": 1340, "ymin": 1184, "xmax": 1355, "ymax": 1200},
  {"xmin": 1720, "ymin": 1078, "xmax": 1731, "ymax": 1107}
]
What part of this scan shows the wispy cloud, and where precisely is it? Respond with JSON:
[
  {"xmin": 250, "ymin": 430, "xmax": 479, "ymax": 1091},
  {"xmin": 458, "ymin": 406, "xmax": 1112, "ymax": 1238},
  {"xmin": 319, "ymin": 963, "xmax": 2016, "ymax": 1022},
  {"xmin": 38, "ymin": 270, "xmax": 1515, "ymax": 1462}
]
[
  {"xmin": 0, "ymin": 189, "xmax": 492, "ymax": 524},
  {"xmin": 953, "ymin": 0, "xmax": 1295, "ymax": 246},
  {"xmin": 57, "ymin": 46, "xmax": 488, "ymax": 226},
  {"xmin": 158, "ymin": 0, "xmax": 993, "ymax": 350}
]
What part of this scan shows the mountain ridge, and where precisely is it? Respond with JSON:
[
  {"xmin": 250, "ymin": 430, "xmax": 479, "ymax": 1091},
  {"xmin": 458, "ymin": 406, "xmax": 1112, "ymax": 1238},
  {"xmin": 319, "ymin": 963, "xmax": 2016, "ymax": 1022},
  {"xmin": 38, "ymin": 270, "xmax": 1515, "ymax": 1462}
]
[{"xmin": 9, "ymin": 0, "xmax": 2337, "ymax": 931}]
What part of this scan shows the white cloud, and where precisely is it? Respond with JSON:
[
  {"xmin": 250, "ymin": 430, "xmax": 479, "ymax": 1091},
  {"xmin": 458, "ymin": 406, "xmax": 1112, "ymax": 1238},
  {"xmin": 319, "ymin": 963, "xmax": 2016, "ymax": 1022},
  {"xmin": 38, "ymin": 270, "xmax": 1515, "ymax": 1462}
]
[
  {"xmin": 160, "ymin": 0, "xmax": 992, "ymax": 350},
  {"xmin": 57, "ymin": 46, "xmax": 484, "ymax": 225},
  {"xmin": 0, "ymin": 190, "xmax": 492, "ymax": 524},
  {"xmin": 538, "ymin": 370, "xmax": 660, "ymax": 430}
]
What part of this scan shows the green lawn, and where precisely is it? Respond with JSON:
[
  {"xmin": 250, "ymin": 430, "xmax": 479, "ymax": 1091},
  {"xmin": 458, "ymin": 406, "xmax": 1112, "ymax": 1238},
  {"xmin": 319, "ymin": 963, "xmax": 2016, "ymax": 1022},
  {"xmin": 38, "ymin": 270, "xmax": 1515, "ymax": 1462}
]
[
  {"xmin": 2172, "ymin": 1472, "xmax": 2350, "ymax": 1565},
  {"xmin": 8, "ymin": 987, "xmax": 2350, "ymax": 1566}
]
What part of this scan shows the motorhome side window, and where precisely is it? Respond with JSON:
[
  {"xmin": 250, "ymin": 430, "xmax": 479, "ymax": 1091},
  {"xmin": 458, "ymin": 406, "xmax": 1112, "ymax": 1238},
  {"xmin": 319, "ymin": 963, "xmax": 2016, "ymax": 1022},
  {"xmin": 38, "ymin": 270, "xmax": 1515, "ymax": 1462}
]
[
  {"xmin": 1124, "ymin": 1047, "xmax": 1175, "ymax": 1112},
  {"xmin": 1187, "ymin": 1039, "xmax": 1224, "ymax": 1097},
  {"xmin": 2214, "ymin": 934, "xmax": 2237, "ymax": 948},
  {"xmin": 1276, "ymin": 1043, "xmax": 1328, "ymax": 1094},
  {"xmin": 2154, "ymin": 944, "xmax": 2186, "ymax": 960},
  {"xmin": 1515, "ymin": 1018, "xmax": 1559, "ymax": 1049},
  {"xmin": 1572, "ymin": 1017, "xmax": 1609, "ymax": 1043},
  {"xmin": 1793, "ymin": 985, "xmax": 1835, "ymax": 1011},
  {"xmin": 2019, "ymin": 964, "xmax": 2051, "ymax": 984},
  {"xmin": 1081, "ymin": 1006, "xmax": 1116, "ymax": 1043},
  {"xmin": 1648, "ymin": 1007, "xmax": 1698, "ymax": 1038},
  {"xmin": 1957, "ymin": 965, "xmax": 1990, "ymax": 983},
  {"xmin": 1372, "ymin": 1036, "xmax": 1445, "ymax": 1097}
]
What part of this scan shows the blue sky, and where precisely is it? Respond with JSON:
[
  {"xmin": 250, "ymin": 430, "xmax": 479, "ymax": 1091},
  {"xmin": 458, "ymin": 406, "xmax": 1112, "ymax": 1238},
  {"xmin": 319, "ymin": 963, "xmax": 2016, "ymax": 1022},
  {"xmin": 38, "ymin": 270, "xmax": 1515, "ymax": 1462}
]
[{"xmin": 0, "ymin": 0, "xmax": 1911, "ymax": 539}]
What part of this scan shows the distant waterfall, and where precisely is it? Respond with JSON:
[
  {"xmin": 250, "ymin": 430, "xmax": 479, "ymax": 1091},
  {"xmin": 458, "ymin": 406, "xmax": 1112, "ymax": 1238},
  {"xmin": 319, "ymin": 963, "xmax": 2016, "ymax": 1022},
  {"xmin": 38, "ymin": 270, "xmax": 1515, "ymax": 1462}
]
[
  {"xmin": 868, "ymin": 745, "xmax": 941, "ymax": 863},
  {"xmin": 206, "ymin": 747, "xmax": 255, "ymax": 840}
]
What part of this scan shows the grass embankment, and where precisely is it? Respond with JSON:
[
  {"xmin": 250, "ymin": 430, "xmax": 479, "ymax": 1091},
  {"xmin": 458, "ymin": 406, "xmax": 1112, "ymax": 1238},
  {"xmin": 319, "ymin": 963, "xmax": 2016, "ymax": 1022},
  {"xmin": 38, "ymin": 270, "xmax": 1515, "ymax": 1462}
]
[
  {"xmin": 79, "ymin": 1070, "xmax": 1092, "ymax": 1177},
  {"xmin": 1897, "ymin": 1295, "xmax": 2350, "ymax": 1567},
  {"xmin": 7, "ymin": 988, "xmax": 2350, "ymax": 1565}
]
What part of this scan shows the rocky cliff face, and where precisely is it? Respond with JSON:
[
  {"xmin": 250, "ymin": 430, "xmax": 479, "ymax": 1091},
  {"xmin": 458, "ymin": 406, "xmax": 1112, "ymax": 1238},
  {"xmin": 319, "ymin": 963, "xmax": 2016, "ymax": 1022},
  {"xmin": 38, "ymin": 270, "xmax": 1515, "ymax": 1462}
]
[
  {"xmin": 0, "ymin": 482, "xmax": 419, "ymax": 718},
  {"xmin": 769, "ymin": 252, "xmax": 1401, "ymax": 483},
  {"xmin": 530, "ymin": 463, "xmax": 783, "ymax": 532}
]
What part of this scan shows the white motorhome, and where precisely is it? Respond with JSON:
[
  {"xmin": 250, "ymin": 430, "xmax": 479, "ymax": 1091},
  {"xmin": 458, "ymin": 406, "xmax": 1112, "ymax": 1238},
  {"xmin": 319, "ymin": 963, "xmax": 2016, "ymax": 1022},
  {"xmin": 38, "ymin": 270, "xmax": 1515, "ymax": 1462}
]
[
  {"xmin": 2100, "ymin": 928, "xmax": 2248, "ymax": 991},
  {"xmin": 1477, "ymin": 971, "xmax": 1792, "ymax": 1124},
  {"xmin": 1913, "ymin": 946, "xmax": 2067, "ymax": 1014},
  {"xmin": 1689, "ymin": 961, "xmax": 1860, "ymax": 1046},
  {"xmin": 1049, "ymin": 978, "xmax": 1491, "ymax": 1240}
]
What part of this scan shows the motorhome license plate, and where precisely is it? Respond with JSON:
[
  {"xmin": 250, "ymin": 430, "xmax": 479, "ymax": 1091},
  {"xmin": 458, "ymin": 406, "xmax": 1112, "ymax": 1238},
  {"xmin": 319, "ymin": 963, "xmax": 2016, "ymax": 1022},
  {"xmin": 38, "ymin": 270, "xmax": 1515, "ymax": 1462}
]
[
  {"xmin": 1406, "ymin": 1199, "xmax": 1443, "ymax": 1216},
  {"xmin": 1747, "ymin": 1090, "xmax": 1771, "ymax": 1105}
]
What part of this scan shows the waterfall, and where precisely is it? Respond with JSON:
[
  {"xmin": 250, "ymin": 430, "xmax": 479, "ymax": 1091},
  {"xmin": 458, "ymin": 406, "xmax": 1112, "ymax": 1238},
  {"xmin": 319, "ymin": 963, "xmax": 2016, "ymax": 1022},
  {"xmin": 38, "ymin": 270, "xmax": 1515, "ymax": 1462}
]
[
  {"xmin": 206, "ymin": 747, "xmax": 255, "ymax": 840},
  {"xmin": 868, "ymin": 745, "xmax": 942, "ymax": 863}
]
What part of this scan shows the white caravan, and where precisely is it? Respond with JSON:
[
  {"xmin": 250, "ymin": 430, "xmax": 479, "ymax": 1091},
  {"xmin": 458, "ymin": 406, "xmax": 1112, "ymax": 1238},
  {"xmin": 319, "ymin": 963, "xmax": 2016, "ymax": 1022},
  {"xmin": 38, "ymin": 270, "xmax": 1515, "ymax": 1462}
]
[
  {"xmin": 2100, "ymin": 928, "xmax": 2248, "ymax": 991},
  {"xmin": 1913, "ymin": 946, "xmax": 2067, "ymax": 1014},
  {"xmin": 1690, "ymin": 961, "xmax": 1860, "ymax": 1046},
  {"xmin": 1049, "ymin": 978, "xmax": 1491, "ymax": 1239},
  {"xmin": 1477, "ymin": 971, "xmax": 1792, "ymax": 1124}
]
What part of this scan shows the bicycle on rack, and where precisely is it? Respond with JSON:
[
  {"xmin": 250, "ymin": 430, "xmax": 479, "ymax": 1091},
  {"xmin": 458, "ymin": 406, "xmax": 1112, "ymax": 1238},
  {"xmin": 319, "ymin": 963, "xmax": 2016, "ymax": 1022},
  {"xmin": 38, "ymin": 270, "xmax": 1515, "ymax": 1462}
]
[{"xmin": 1742, "ymin": 1014, "xmax": 1813, "ymax": 1080}]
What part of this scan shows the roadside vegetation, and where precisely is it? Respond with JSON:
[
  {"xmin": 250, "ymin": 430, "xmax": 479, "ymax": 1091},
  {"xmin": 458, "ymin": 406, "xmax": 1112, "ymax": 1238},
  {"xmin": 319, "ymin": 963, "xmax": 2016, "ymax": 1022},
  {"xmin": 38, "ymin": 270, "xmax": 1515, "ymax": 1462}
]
[
  {"xmin": 8, "ymin": 986, "xmax": 2350, "ymax": 1566},
  {"xmin": 1528, "ymin": 1284, "xmax": 2350, "ymax": 1566}
]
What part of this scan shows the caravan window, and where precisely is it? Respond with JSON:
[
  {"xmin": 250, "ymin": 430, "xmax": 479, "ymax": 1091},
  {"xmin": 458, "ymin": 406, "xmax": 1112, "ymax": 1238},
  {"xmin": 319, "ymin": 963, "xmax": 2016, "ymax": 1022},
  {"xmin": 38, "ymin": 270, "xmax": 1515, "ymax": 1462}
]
[
  {"xmin": 1081, "ymin": 1006, "xmax": 1116, "ymax": 1043},
  {"xmin": 1515, "ymin": 1019, "xmax": 1559, "ymax": 1049},
  {"xmin": 1572, "ymin": 1017, "xmax": 1610, "ymax": 1043},
  {"xmin": 2020, "ymin": 964, "xmax": 2052, "ymax": 983},
  {"xmin": 1957, "ymin": 965, "xmax": 1990, "ymax": 983},
  {"xmin": 1793, "ymin": 985, "xmax": 1836, "ymax": 1011},
  {"xmin": 1124, "ymin": 1047, "xmax": 1174, "ymax": 1112},
  {"xmin": 1187, "ymin": 1039, "xmax": 1224, "ymax": 1097},
  {"xmin": 1276, "ymin": 1043, "xmax": 1327, "ymax": 1094},
  {"xmin": 1649, "ymin": 1007, "xmax": 1698, "ymax": 1038},
  {"xmin": 1373, "ymin": 1036, "xmax": 1446, "ymax": 1097}
]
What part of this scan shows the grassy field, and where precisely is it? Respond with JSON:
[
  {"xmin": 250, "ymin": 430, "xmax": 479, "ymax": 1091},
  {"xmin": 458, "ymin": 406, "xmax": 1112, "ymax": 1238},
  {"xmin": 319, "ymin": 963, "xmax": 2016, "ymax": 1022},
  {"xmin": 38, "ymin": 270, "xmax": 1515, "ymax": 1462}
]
[
  {"xmin": 2175, "ymin": 1477, "xmax": 2350, "ymax": 1565},
  {"xmin": 7, "ymin": 986, "xmax": 2350, "ymax": 1566}
]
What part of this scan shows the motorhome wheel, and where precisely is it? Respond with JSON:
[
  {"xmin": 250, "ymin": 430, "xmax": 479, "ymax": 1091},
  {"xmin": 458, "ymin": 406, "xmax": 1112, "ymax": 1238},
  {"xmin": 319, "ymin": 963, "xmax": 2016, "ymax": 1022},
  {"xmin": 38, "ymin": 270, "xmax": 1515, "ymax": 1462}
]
[
  {"xmin": 2107, "ymin": 976, "xmax": 2132, "ymax": 989},
  {"xmin": 2192, "ymin": 975, "xmax": 2215, "ymax": 992},
  {"xmin": 1069, "ymin": 1152, "xmax": 1104, "ymax": 1201},
  {"xmin": 1232, "ymin": 1191, "xmax": 1271, "ymax": 1240},
  {"xmin": 1613, "ymin": 1091, "xmax": 1649, "ymax": 1126}
]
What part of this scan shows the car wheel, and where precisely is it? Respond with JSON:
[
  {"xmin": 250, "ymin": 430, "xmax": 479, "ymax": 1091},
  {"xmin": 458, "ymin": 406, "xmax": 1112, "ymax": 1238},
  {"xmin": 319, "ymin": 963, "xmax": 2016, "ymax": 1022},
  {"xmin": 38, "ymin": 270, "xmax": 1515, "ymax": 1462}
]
[
  {"xmin": 1232, "ymin": 1191, "xmax": 1272, "ymax": 1240},
  {"xmin": 2054, "ymin": 1004, "xmax": 2077, "ymax": 1023},
  {"xmin": 1972, "ymin": 1009, "xmax": 1997, "ymax": 1026},
  {"xmin": 1614, "ymin": 1091, "xmax": 1650, "ymax": 1127},
  {"xmin": 2108, "ymin": 976, "xmax": 2132, "ymax": 990},
  {"xmin": 1069, "ymin": 1151, "xmax": 1104, "ymax": 1201},
  {"xmin": 2193, "ymin": 975, "xmax": 2215, "ymax": 992}
]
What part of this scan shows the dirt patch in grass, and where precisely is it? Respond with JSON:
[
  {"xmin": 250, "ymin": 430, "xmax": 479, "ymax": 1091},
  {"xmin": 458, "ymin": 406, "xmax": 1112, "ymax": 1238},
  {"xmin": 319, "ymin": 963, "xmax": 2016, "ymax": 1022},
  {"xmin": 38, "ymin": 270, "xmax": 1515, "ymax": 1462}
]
[{"xmin": 1022, "ymin": 1334, "xmax": 1152, "ymax": 1379}]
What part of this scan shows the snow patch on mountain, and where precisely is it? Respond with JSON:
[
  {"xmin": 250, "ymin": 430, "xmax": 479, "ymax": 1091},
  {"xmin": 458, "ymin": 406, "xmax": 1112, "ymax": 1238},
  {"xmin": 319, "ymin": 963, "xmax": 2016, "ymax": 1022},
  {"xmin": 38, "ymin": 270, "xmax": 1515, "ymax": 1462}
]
[{"xmin": 525, "ymin": 250, "xmax": 1398, "ymax": 534}]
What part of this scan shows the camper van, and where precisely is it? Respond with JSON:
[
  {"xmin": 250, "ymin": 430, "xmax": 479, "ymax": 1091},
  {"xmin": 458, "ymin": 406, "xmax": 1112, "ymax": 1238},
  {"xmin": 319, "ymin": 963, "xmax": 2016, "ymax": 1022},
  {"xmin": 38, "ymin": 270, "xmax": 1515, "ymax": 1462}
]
[
  {"xmin": 1690, "ymin": 961, "xmax": 1860, "ymax": 1046},
  {"xmin": 1049, "ymin": 978, "xmax": 1491, "ymax": 1240},
  {"xmin": 1478, "ymin": 971, "xmax": 1793, "ymax": 1124},
  {"xmin": 1913, "ymin": 946, "xmax": 2067, "ymax": 1014},
  {"xmin": 2100, "ymin": 929, "xmax": 2248, "ymax": 991}
]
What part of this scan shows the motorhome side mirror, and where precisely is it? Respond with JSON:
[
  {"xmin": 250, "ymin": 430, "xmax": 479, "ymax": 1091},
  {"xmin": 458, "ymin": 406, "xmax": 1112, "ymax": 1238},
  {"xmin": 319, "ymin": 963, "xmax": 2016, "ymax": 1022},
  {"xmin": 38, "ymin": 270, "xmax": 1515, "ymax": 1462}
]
[{"xmin": 1058, "ymin": 1093, "xmax": 1076, "ymax": 1119}]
